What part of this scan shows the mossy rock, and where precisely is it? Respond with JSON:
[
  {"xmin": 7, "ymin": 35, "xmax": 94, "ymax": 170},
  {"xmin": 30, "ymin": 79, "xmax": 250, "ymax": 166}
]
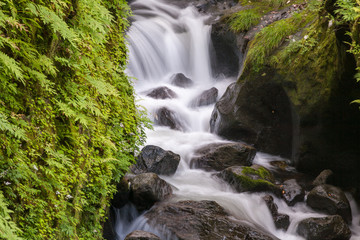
[{"xmin": 218, "ymin": 165, "xmax": 281, "ymax": 195}]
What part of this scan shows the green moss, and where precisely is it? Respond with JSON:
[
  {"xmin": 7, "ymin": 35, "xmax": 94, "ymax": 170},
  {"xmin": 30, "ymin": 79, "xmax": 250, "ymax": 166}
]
[
  {"xmin": 233, "ymin": 166, "xmax": 275, "ymax": 191},
  {"xmin": 245, "ymin": 11, "xmax": 314, "ymax": 71},
  {"xmin": 229, "ymin": 8, "xmax": 262, "ymax": 32}
]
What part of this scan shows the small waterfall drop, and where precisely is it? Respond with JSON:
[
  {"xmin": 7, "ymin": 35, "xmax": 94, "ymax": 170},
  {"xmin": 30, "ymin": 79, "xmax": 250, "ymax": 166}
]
[{"xmin": 115, "ymin": 0, "xmax": 360, "ymax": 239}]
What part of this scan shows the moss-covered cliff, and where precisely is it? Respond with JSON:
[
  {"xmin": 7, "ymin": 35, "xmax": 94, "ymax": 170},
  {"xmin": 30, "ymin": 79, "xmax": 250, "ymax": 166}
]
[{"xmin": 0, "ymin": 0, "xmax": 149, "ymax": 239}]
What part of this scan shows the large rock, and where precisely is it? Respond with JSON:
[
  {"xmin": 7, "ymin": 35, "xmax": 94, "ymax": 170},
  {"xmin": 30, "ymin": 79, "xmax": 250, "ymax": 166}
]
[
  {"xmin": 263, "ymin": 195, "xmax": 290, "ymax": 231},
  {"xmin": 306, "ymin": 184, "xmax": 352, "ymax": 224},
  {"xmin": 132, "ymin": 145, "xmax": 180, "ymax": 176},
  {"xmin": 190, "ymin": 142, "xmax": 256, "ymax": 171},
  {"xmin": 190, "ymin": 87, "xmax": 218, "ymax": 107},
  {"xmin": 218, "ymin": 165, "xmax": 281, "ymax": 195},
  {"xmin": 170, "ymin": 73, "xmax": 193, "ymax": 88},
  {"xmin": 210, "ymin": 81, "xmax": 293, "ymax": 158},
  {"xmin": 111, "ymin": 177, "xmax": 131, "ymax": 209},
  {"xmin": 144, "ymin": 200, "xmax": 278, "ymax": 240},
  {"xmin": 297, "ymin": 215, "xmax": 351, "ymax": 240},
  {"xmin": 130, "ymin": 173, "xmax": 172, "ymax": 211},
  {"xmin": 146, "ymin": 86, "xmax": 177, "ymax": 99},
  {"xmin": 102, "ymin": 207, "xmax": 116, "ymax": 240},
  {"xmin": 154, "ymin": 107, "xmax": 185, "ymax": 131},
  {"xmin": 280, "ymin": 179, "xmax": 305, "ymax": 206},
  {"xmin": 124, "ymin": 230, "xmax": 160, "ymax": 240},
  {"xmin": 312, "ymin": 169, "xmax": 334, "ymax": 186}
]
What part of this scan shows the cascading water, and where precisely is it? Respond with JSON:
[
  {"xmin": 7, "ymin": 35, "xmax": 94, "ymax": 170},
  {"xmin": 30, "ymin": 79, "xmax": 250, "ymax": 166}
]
[{"xmin": 115, "ymin": 0, "xmax": 360, "ymax": 239}]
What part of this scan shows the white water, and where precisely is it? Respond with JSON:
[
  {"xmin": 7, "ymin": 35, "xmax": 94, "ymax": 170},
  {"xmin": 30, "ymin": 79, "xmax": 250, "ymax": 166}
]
[{"xmin": 116, "ymin": 0, "xmax": 360, "ymax": 239}]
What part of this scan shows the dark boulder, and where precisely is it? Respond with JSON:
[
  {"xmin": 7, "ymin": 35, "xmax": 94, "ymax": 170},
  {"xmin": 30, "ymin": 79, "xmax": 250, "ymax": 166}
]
[
  {"xmin": 130, "ymin": 173, "xmax": 172, "ymax": 211},
  {"xmin": 210, "ymin": 81, "xmax": 293, "ymax": 158},
  {"xmin": 144, "ymin": 200, "xmax": 278, "ymax": 240},
  {"xmin": 306, "ymin": 184, "xmax": 352, "ymax": 224},
  {"xmin": 111, "ymin": 177, "xmax": 131, "ymax": 209},
  {"xmin": 218, "ymin": 165, "xmax": 281, "ymax": 195},
  {"xmin": 102, "ymin": 207, "xmax": 117, "ymax": 240},
  {"xmin": 297, "ymin": 215, "xmax": 351, "ymax": 240},
  {"xmin": 312, "ymin": 169, "xmax": 334, "ymax": 186},
  {"xmin": 190, "ymin": 142, "xmax": 256, "ymax": 171},
  {"xmin": 132, "ymin": 145, "xmax": 180, "ymax": 176},
  {"xmin": 170, "ymin": 73, "xmax": 193, "ymax": 88},
  {"xmin": 263, "ymin": 195, "xmax": 290, "ymax": 231},
  {"xmin": 154, "ymin": 107, "xmax": 185, "ymax": 131},
  {"xmin": 190, "ymin": 87, "xmax": 218, "ymax": 107},
  {"xmin": 124, "ymin": 230, "xmax": 161, "ymax": 240},
  {"xmin": 146, "ymin": 86, "xmax": 177, "ymax": 99},
  {"xmin": 280, "ymin": 179, "xmax": 305, "ymax": 206}
]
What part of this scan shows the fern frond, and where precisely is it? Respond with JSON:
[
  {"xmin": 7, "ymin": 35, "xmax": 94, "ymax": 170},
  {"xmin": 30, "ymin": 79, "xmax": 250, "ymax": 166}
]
[
  {"xmin": 0, "ymin": 51, "xmax": 24, "ymax": 82},
  {"xmin": 0, "ymin": 191, "xmax": 23, "ymax": 240},
  {"xmin": 0, "ymin": 112, "xmax": 28, "ymax": 140}
]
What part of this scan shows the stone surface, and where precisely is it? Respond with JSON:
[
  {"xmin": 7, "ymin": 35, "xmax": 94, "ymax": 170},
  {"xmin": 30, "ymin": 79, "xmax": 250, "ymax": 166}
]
[
  {"xmin": 210, "ymin": 81, "xmax": 293, "ymax": 158},
  {"xmin": 263, "ymin": 195, "xmax": 290, "ymax": 230},
  {"xmin": 146, "ymin": 86, "xmax": 177, "ymax": 99},
  {"xmin": 144, "ymin": 200, "xmax": 279, "ymax": 240},
  {"xmin": 130, "ymin": 173, "xmax": 172, "ymax": 211},
  {"xmin": 297, "ymin": 215, "xmax": 351, "ymax": 240},
  {"xmin": 306, "ymin": 184, "xmax": 352, "ymax": 224},
  {"xmin": 154, "ymin": 107, "xmax": 185, "ymax": 131},
  {"xmin": 218, "ymin": 165, "xmax": 281, "ymax": 195},
  {"xmin": 190, "ymin": 87, "xmax": 218, "ymax": 107},
  {"xmin": 312, "ymin": 169, "xmax": 334, "ymax": 186},
  {"xmin": 111, "ymin": 177, "xmax": 131, "ymax": 209},
  {"xmin": 170, "ymin": 73, "xmax": 193, "ymax": 88},
  {"xmin": 124, "ymin": 230, "xmax": 161, "ymax": 240},
  {"xmin": 132, "ymin": 145, "xmax": 180, "ymax": 176},
  {"xmin": 190, "ymin": 142, "xmax": 256, "ymax": 171},
  {"xmin": 280, "ymin": 179, "xmax": 305, "ymax": 206},
  {"xmin": 102, "ymin": 207, "xmax": 116, "ymax": 240}
]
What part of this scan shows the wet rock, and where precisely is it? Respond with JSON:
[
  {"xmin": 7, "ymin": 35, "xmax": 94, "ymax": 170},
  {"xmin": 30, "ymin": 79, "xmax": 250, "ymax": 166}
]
[
  {"xmin": 132, "ymin": 145, "xmax": 180, "ymax": 176},
  {"xmin": 111, "ymin": 177, "xmax": 131, "ymax": 208},
  {"xmin": 312, "ymin": 169, "xmax": 334, "ymax": 186},
  {"xmin": 280, "ymin": 179, "xmax": 304, "ymax": 206},
  {"xmin": 190, "ymin": 87, "xmax": 218, "ymax": 107},
  {"xmin": 306, "ymin": 184, "xmax": 352, "ymax": 224},
  {"xmin": 102, "ymin": 207, "xmax": 116, "ymax": 240},
  {"xmin": 154, "ymin": 107, "xmax": 185, "ymax": 131},
  {"xmin": 219, "ymin": 165, "xmax": 281, "ymax": 195},
  {"xmin": 144, "ymin": 200, "xmax": 279, "ymax": 240},
  {"xmin": 263, "ymin": 195, "xmax": 290, "ymax": 231},
  {"xmin": 297, "ymin": 215, "xmax": 351, "ymax": 240},
  {"xmin": 170, "ymin": 73, "xmax": 193, "ymax": 88},
  {"xmin": 190, "ymin": 142, "xmax": 256, "ymax": 171},
  {"xmin": 210, "ymin": 81, "xmax": 293, "ymax": 158},
  {"xmin": 146, "ymin": 86, "xmax": 177, "ymax": 99},
  {"xmin": 130, "ymin": 173, "xmax": 172, "ymax": 211},
  {"xmin": 124, "ymin": 230, "xmax": 161, "ymax": 240}
]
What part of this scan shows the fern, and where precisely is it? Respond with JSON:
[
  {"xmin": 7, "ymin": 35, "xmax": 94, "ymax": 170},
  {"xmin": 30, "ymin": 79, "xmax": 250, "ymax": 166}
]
[
  {"xmin": 0, "ymin": 51, "xmax": 24, "ymax": 82},
  {"xmin": 0, "ymin": 112, "xmax": 28, "ymax": 140},
  {"xmin": 0, "ymin": 192, "xmax": 23, "ymax": 240}
]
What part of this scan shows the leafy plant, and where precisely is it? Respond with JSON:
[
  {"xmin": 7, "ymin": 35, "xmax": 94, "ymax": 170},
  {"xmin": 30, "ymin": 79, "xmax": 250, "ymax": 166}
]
[
  {"xmin": 0, "ymin": 0, "xmax": 149, "ymax": 239},
  {"xmin": 229, "ymin": 8, "xmax": 262, "ymax": 32}
]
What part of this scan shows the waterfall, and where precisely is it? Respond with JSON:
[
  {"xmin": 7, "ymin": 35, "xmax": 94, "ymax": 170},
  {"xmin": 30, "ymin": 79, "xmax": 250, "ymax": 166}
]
[{"xmin": 114, "ymin": 0, "xmax": 360, "ymax": 239}]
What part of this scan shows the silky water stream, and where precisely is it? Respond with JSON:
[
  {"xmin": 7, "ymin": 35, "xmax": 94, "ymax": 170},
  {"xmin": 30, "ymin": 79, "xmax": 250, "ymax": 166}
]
[{"xmin": 114, "ymin": 0, "xmax": 360, "ymax": 239}]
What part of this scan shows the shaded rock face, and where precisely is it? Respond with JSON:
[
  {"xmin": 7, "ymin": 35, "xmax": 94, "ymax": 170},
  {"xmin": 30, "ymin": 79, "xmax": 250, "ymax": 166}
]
[
  {"xmin": 146, "ymin": 87, "xmax": 177, "ymax": 99},
  {"xmin": 219, "ymin": 165, "xmax": 281, "ymax": 195},
  {"xmin": 111, "ymin": 177, "xmax": 131, "ymax": 209},
  {"xmin": 144, "ymin": 200, "xmax": 278, "ymax": 240},
  {"xmin": 190, "ymin": 87, "xmax": 218, "ymax": 107},
  {"xmin": 132, "ymin": 145, "xmax": 180, "ymax": 176},
  {"xmin": 190, "ymin": 142, "xmax": 256, "ymax": 171},
  {"xmin": 102, "ymin": 207, "xmax": 117, "ymax": 240},
  {"xmin": 306, "ymin": 184, "xmax": 352, "ymax": 224},
  {"xmin": 124, "ymin": 230, "xmax": 161, "ymax": 240},
  {"xmin": 297, "ymin": 215, "xmax": 351, "ymax": 240},
  {"xmin": 280, "ymin": 179, "xmax": 305, "ymax": 206},
  {"xmin": 210, "ymin": 80, "xmax": 293, "ymax": 158},
  {"xmin": 170, "ymin": 73, "xmax": 193, "ymax": 88},
  {"xmin": 154, "ymin": 107, "xmax": 185, "ymax": 131},
  {"xmin": 130, "ymin": 173, "xmax": 172, "ymax": 211},
  {"xmin": 263, "ymin": 195, "xmax": 290, "ymax": 231}
]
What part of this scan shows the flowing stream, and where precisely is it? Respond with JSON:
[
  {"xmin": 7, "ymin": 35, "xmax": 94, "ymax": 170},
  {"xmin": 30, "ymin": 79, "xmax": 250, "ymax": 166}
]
[{"xmin": 115, "ymin": 0, "xmax": 360, "ymax": 239}]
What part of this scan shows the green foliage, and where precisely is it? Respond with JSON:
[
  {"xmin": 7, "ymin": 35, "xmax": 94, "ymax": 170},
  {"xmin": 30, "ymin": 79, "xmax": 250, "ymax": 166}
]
[
  {"xmin": 0, "ymin": 0, "xmax": 148, "ymax": 239},
  {"xmin": 245, "ymin": 11, "xmax": 313, "ymax": 71},
  {"xmin": 229, "ymin": 8, "xmax": 262, "ymax": 32},
  {"xmin": 0, "ymin": 191, "xmax": 23, "ymax": 240}
]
